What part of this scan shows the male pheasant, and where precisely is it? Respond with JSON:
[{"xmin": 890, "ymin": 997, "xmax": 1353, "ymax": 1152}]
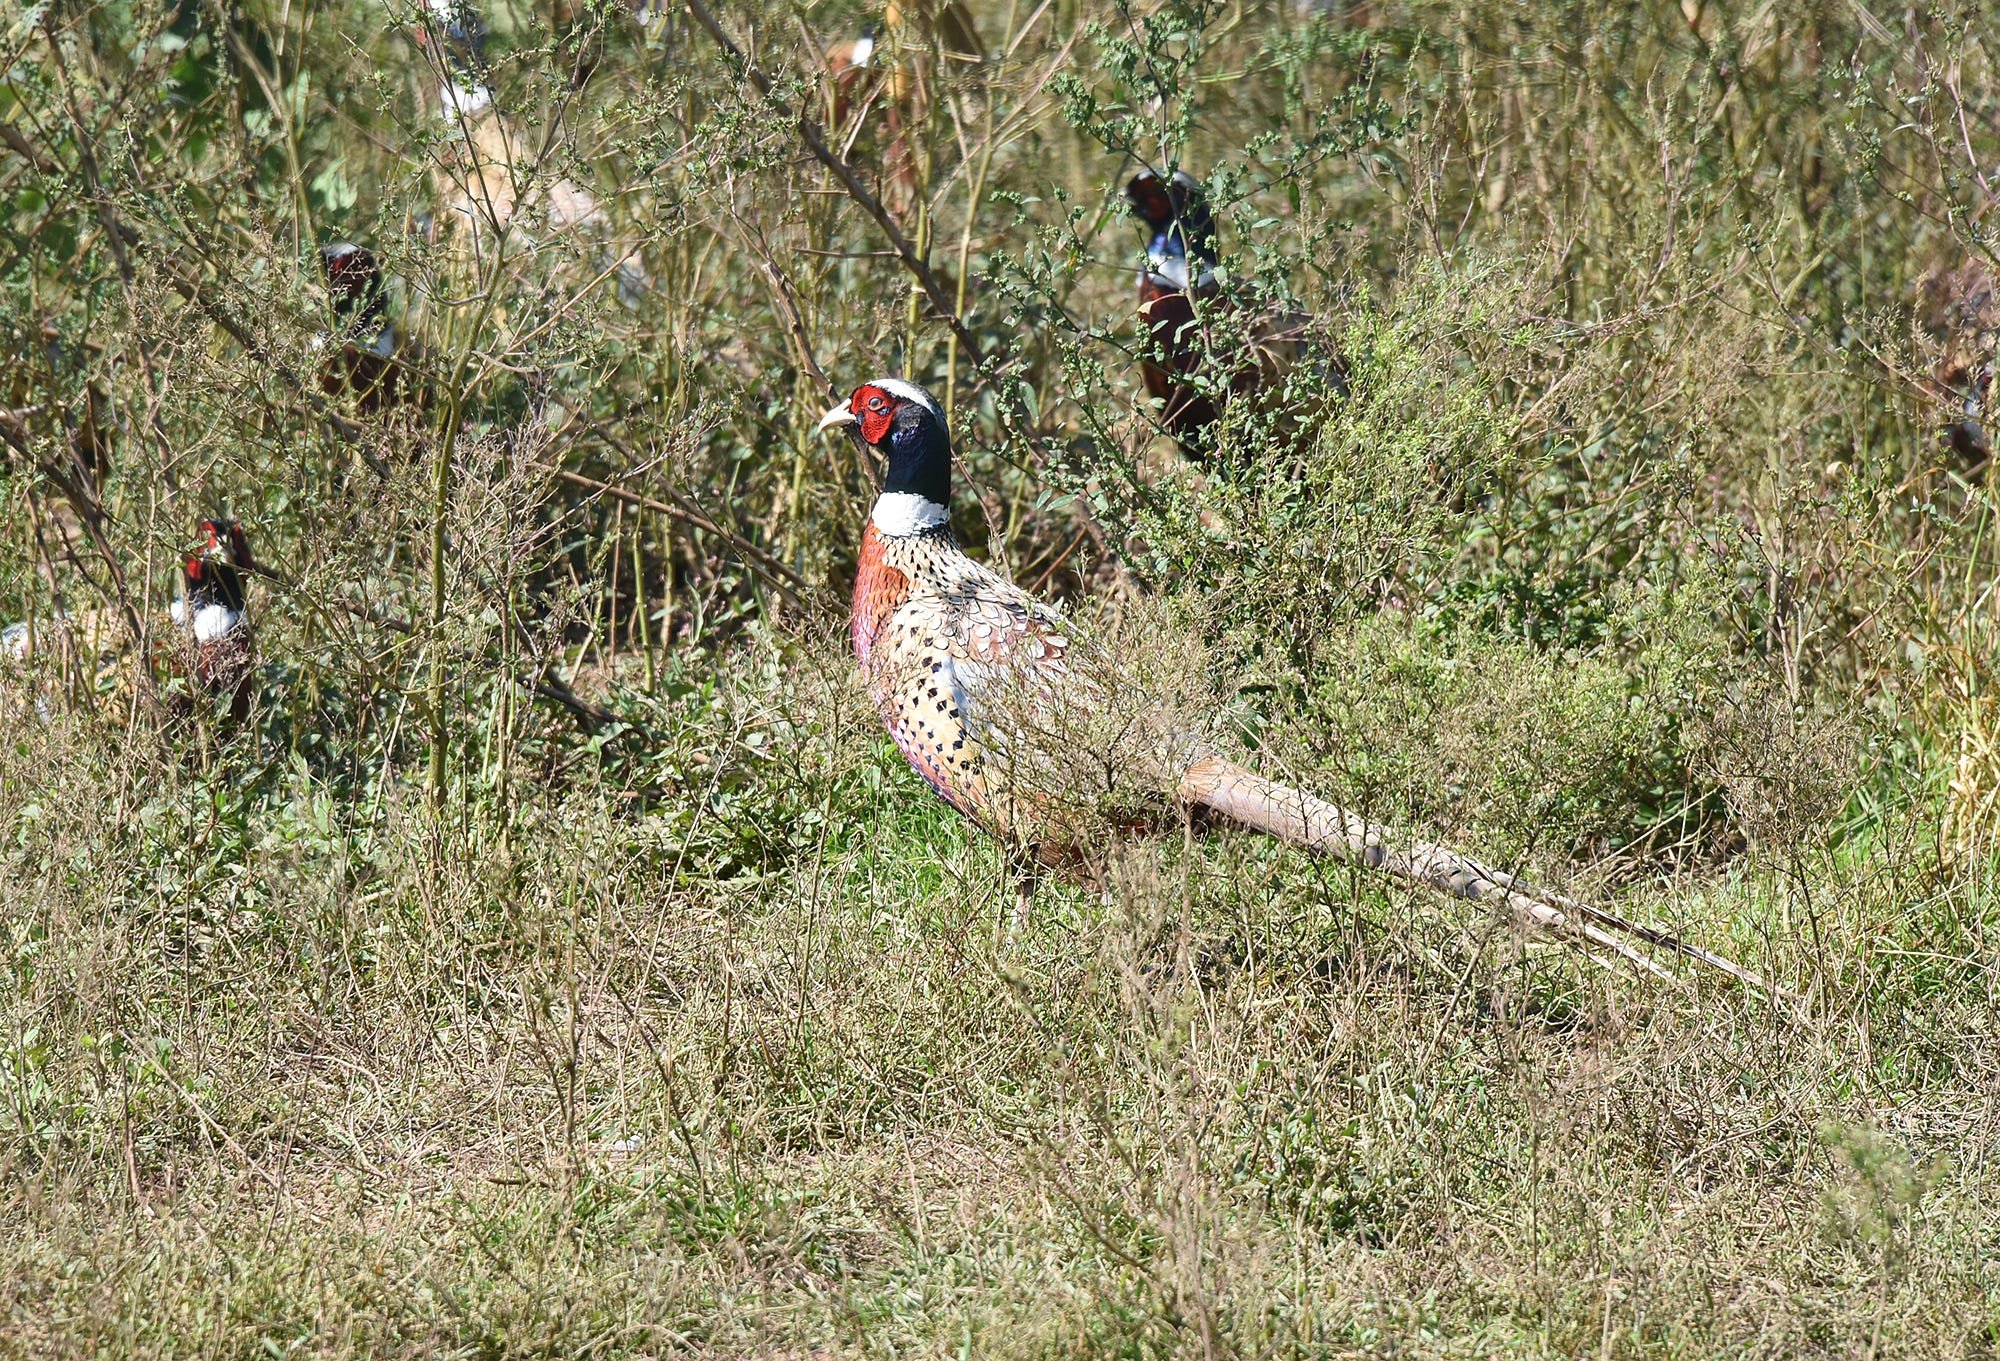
[
  {"xmin": 3, "ymin": 517, "xmax": 256, "ymax": 722},
  {"xmin": 168, "ymin": 517, "xmax": 258, "ymax": 720},
  {"xmin": 321, "ymin": 243, "xmax": 419, "ymax": 415},
  {"xmin": 411, "ymin": 0, "xmax": 494, "ymax": 122},
  {"xmin": 1127, "ymin": 169, "xmax": 1224, "ymax": 440},
  {"xmin": 817, "ymin": 378, "xmax": 1778, "ymax": 991},
  {"xmin": 1916, "ymin": 260, "xmax": 1998, "ymax": 466},
  {"xmin": 1124, "ymin": 168, "xmax": 1324, "ymax": 452}
]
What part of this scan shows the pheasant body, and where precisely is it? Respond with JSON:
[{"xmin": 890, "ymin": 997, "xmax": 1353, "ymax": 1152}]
[
  {"xmin": 320, "ymin": 243, "xmax": 426, "ymax": 415},
  {"xmin": 852, "ymin": 500, "xmax": 1086, "ymax": 851}
]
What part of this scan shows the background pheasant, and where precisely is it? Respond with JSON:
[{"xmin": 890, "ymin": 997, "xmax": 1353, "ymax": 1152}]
[
  {"xmin": 320, "ymin": 243, "xmax": 419, "ymax": 415},
  {"xmin": 818, "ymin": 378, "xmax": 1774, "ymax": 989},
  {"xmin": 168, "ymin": 517, "xmax": 257, "ymax": 721},
  {"xmin": 4, "ymin": 518, "xmax": 256, "ymax": 722},
  {"xmin": 1916, "ymin": 259, "xmax": 1999, "ymax": 466},
  {"xmin": 820, "ymin": 0, "xmax": 984, "ymax": 206},
  {"xmin": 412, "ymin": 0, "xmax": 494, "ymax": 123},
  {"xmin": 1125, "ymin": 168, "xmax": 1325, "ymax": 452},
  {"xmin": 1127, "ymin": 169, "xmax": 1225, "ymax": 440},
  {"xmin": 402, "ymin": 0, "xmax": 610, "ymax": 245}
]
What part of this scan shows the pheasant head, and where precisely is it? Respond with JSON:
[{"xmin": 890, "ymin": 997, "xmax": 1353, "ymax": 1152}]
[
  {"xmin": 1124, "ymin": 168, "xmax": 1217, "ymax": 292},
  {"xmin": 179, "ymin": 518, "xmax": 252, "ymax": 637},
  {"xmin": 816, "ymin": 379, "xmax": 953, "ymax": 535}
]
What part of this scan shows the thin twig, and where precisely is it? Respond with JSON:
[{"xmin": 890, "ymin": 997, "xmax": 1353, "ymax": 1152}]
[
  {"xmin": 680, "ymin": 0, "xmax": 981, "ymax": 365},
  {"xmin": 538, "ymin": 462, "xmax": 811, "ymax": 608}
]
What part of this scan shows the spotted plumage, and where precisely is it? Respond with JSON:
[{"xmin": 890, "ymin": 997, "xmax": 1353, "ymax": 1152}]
[
  {"xmin": 851, "ymin": 511, "xmax": 1078, "ymax": 845},
  {"xmin": 814, "ymin": 377, "xmax": 1781, "ymax": 993}
]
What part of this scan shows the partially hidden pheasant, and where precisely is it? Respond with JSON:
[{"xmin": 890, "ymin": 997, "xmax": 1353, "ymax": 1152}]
[
  {"xmin": 321, "ymin": 243, "xmax": 421, "ymax": 416},
  {"xmin": 817, "ymin": 378, "xmax": 1777, "ymax": 992},
  {"xmin": 399, "ymin": 0, "xmax": 623, "ymax": 260},
  {"xmin": 168, "ymin": 516, "xmax": 259, "ymax": 720},
  {"xmin": 820, "ymin": 1, "xmax": 985, "ymax": 206},
  {"xmin": 3, "ymin": 516, "xmax": 256, "ymax": 721},
  {"xmin": 1125, "ymin": 168, "xmax": 1330, "ymax": 452},
  {"xmin": 1916, "ymin": 259, "xmax": 1999, "ymax": 466},
  {"xmin": 1127, "ymin": 168, "xmax": 1227, "ymax": 440}
]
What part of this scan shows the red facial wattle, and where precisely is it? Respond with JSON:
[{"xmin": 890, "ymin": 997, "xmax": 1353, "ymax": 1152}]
[{"xmin": 853, "ymin": 386, "xmax": 898, "ymax": 445}]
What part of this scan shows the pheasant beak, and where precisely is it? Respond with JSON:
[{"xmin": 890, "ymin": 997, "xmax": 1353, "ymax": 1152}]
[{"xmin": 815, "ymin": 401, "xmax": 858, "ymax": 436}]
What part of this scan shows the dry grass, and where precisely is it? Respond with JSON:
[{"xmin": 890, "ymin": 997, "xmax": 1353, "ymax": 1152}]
[{"xmin": 4, "ymin": 636, "xmax": 1999, "ymax": 1356}]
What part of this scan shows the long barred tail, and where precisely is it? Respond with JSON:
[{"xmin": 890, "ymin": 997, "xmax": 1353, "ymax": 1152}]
[{"xmin": 1178, "ymin": 756, "xmax": 1788, "ymax": 998}]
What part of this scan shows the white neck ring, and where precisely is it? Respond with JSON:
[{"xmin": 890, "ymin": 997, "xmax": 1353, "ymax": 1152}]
[{"xmin": 871, "ymin": 492, "xmax": 949, "ymax": 537}]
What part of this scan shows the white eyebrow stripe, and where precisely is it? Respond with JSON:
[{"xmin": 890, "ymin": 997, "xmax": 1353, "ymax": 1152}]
[{"xmin": 869, "ymin": 377, "xmax": 943, "ymax": 419}]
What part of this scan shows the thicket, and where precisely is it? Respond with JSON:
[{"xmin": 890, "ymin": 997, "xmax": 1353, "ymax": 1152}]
[{"xmin": 6, "ymin": 0, "xmax": 2000, "ymax": 1353}]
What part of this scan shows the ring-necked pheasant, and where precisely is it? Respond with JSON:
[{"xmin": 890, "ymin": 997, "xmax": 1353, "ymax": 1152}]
[
  {"xmin": 412, "ymin": 0, "xmax": 494, "ymax": 122},
  {"xmin": 320, "ymin": 243, "xmax": 419, "ymax": 415},
  {"xmin": 1127, "ymin": 169, "xmax": 1223, "ymax": 439},
  {"xmin": 4, "ymin": 518, "xmax": 257, "ymax": 722},
  {"xmin": 823, "ymin": 25, "xmax": 882, "ymax": 123},
  {"xmin": 169, "ymin": 516, "xmax": 258, "ymax": 720},
  {"xmin": 1124, "ymin": 168, "xmax": 1324, "ymax": 452},
  {"xmin": 1916, "ymin": 260, "xmax": 1998, "ymax": 466},
  {"xmin": 401, "ymin": 0, "xmax": 639, "ymax": 295},
  {"xmin": 816, "ymin": 377, "xmax": 1777, "ymax": 991},
  {"xmin": 820, "ymin": 1, "xmax": 984, "ymax": 205}
]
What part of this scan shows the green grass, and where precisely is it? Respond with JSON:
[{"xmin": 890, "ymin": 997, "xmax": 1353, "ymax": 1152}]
[{"xmin": 5, "ymin": 644, "xmax": 1999, "ymax": 1356}]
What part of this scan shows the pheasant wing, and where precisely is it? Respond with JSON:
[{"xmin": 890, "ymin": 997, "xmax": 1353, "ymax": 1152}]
[{"xmin": 923, "ymin": 566, "xmax": 1196, "ymax": 839}]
